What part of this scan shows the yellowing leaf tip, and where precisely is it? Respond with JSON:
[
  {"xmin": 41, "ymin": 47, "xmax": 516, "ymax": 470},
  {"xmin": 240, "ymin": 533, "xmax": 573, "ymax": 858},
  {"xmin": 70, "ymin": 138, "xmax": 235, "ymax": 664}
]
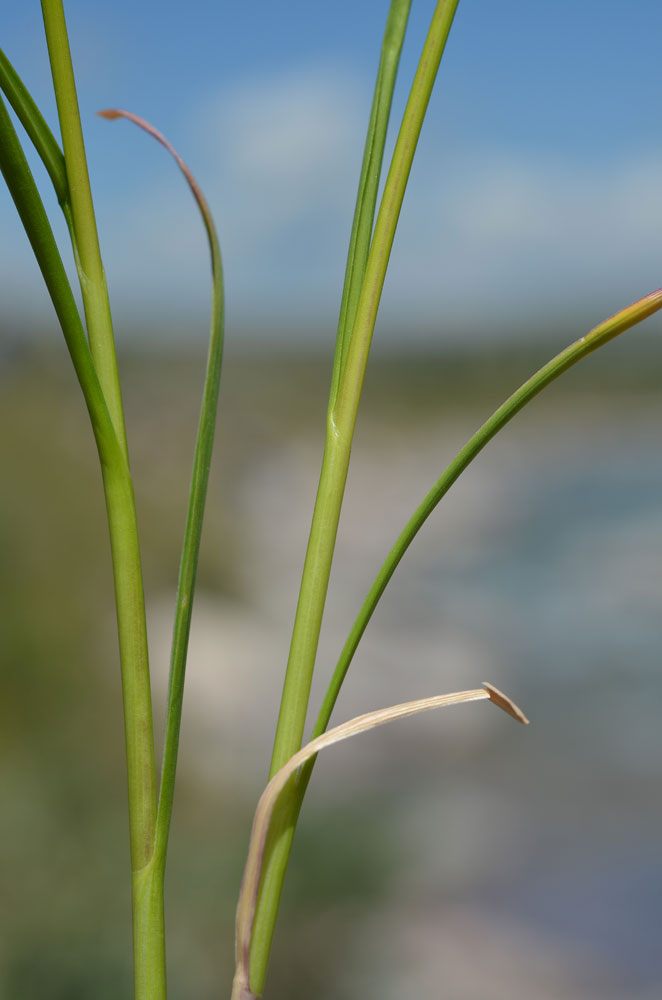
[{"xmin": 482, "ymin": 682, "xmax": 529, "ymax": 724}]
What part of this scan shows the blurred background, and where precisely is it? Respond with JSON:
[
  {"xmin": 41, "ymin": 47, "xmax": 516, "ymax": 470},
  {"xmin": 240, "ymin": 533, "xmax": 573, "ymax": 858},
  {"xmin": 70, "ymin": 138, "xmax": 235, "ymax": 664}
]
[{"xmin": 1, "ymin": 2, "xmax": 662, "ymax": 998}]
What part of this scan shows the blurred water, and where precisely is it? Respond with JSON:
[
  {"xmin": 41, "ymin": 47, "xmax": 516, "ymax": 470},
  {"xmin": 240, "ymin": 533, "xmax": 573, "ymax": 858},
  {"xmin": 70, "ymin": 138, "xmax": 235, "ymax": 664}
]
[
  {"xmin": 2, "ymin": 355, "xmax": 661, "ymax": 999},
  {"xmin": 147, "ymin": 378, "xmax": 662, "ymax": 998}
]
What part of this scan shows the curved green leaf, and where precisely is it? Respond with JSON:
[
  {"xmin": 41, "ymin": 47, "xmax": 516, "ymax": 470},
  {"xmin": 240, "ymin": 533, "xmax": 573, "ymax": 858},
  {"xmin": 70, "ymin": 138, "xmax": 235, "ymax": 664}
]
[
  {"xmin": 0, "ymin": 91, "xmax": 116, "ymax": 460},
  {"xmin": 97, "ymin": 110, "xmax": 226, "ymax": 871},
  {"xmin": 309, "ymin": 289, "xmax": 662, "ymax": 752},
  {"xmin": 0, "ymin": 47, "xmax": 68, "ymax": 207}
]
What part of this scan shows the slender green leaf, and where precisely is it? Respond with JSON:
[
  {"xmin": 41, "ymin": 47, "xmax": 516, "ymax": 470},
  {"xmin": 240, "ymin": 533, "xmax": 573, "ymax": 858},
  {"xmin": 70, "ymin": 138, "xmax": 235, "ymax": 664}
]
[
  {"xmin": 0, "ymin": 92, "xmax": 114, "ymax": 457},
  {"xmin": 307, "ymin": 289, "xmax": 662, "ymax": 753},
  {"xmin": 332, "ymin": 0, "xmax": 460, "ymax": 435},
  {"xmin": 329, "ymin": 0, "xmax": 411, "ymax": 410},
  {"xmin": 0, "ymin": 47, "xmax": 68, "ymax": 207}
]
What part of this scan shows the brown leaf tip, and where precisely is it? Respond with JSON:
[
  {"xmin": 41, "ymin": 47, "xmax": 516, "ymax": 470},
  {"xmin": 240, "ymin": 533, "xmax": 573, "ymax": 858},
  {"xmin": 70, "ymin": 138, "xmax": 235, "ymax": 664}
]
[
  {"xmin": 482, "ymin": 682, "xmax": 529, "ymax": 725},
  {"xmin": 97, "ymin": 109, "xmax": 121, "ymax": 120}
]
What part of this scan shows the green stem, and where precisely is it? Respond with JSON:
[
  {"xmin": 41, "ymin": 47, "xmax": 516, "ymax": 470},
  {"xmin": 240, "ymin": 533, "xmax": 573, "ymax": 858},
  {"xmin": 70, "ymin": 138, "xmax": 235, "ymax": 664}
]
[
  {"xmin": 105, "ymin": 471, "xmax": 166, "ymax": 997},
  {"xmin": 246, "ymin": 435, "xmax": 351, "ymax": 993},
  {"xmin": 133, "ymin": 861, "xmax": 167, "ymax": 999},
  {"xmin": 0, "ymin": 85, "xmax": 163, "ymax": 998},
  {"xmin": 249, "ymin": 2, "xmax": 459, "ymax": 994},
  {"xmin": 39, "ymin": 6, "xmax": 160, "ymax": 996}
]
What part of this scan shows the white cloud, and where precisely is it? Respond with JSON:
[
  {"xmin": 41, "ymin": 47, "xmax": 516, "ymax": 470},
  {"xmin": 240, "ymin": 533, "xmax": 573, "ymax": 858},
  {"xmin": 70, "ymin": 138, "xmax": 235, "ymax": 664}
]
[
  {"xmin": 381, "ymin": 146, "xmax": 662, "ymax": 334},
  {"xmin": 86, "ymin": 63, "xmax": 370, "ymax": 333},
  {"xmin": 221, "ymin": 68, "xmax": 362, "ymax": 183},
  {"xmin": 4, "ymin": 59, "xmax": 662, "ymax": 346},
  {"xmin": 198, "ymin": 63, "xmax": 366, "ymax": 245}
]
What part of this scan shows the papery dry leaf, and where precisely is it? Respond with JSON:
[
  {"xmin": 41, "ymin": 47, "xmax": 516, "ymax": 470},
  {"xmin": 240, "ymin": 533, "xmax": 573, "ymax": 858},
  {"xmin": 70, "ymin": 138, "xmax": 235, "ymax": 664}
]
[{"xmin": 231, "ymin": 682, "xmax": 528, "ymax": 999}]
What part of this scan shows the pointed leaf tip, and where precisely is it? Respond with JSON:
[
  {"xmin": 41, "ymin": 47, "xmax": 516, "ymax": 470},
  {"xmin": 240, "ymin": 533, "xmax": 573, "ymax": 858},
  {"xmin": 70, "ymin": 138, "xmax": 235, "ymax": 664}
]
[{"xmin": 483, "ymin": 682, "xmax": 529, "ymax": 724}]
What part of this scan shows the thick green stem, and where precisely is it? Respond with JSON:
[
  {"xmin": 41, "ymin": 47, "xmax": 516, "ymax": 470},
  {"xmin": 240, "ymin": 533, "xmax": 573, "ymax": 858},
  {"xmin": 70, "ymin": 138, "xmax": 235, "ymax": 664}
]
[
  {"xmin": 40, "ymin": 4, "xmax": 160, "ymax": 995},
  {"xmin": 102, "ymin": 466, "xmax": 158, "ymax": 874},
  {"xmin": 133, "ymin": 861, "xmax": 168, "ymax": 999},
  {"xmin": 249, "ymin": 433, "xmax": 351, "ymax": 985},
  {"xmin": 248, "ymin": 2, "xmax": 459, "ymax": 994},
  {"xmin": 269, "ymin": 436, "xmax": 352, "ymax": 769}
]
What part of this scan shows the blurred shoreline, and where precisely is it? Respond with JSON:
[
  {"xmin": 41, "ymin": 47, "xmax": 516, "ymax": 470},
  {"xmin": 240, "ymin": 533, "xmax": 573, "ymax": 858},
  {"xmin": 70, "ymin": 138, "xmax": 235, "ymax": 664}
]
[{"xmin": 1, "ymin": 341, "xmax": 661, "ymax": 998}]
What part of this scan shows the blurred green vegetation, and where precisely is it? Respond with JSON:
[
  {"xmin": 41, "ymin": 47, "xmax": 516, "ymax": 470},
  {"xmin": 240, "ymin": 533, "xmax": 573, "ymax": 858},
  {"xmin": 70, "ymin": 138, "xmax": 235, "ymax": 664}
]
[
  {"xmin": 0, "ymin": 345, "xmax": 411, "ymax": 997},
  {"xmin": 1, "ymin": 334, "xmax": 660, "ymax": 997}
]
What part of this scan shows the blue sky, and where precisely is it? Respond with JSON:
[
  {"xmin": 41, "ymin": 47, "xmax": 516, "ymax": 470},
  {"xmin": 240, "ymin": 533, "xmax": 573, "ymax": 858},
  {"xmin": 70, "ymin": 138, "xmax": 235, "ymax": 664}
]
[{"xmin": 2, "ymin": 1, "xmax": 662, "ymax": 349}]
